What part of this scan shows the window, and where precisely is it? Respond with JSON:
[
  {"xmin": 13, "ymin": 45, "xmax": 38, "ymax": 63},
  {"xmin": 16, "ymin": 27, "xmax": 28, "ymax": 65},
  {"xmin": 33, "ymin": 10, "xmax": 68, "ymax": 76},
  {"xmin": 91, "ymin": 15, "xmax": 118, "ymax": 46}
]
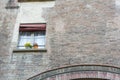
[{"xmin": 18, "ymin": 23, "xmax": 46, "ymax": 49}]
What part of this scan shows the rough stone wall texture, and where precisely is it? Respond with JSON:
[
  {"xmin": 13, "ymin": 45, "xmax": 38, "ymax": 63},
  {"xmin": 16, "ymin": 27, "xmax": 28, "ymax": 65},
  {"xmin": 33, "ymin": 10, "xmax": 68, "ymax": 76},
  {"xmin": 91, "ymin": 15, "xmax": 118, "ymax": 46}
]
[
  {"xmin": 9, "ymin": 2, "xmax": 54, "ymax": 80},
  {"xmin": 1, "ymin": 0, "xmax": 120, "ymax": 80},
  {"xmin": 0, "ymin": 0, "xmax": 19, "ymax": 80},
  {"xmin": 44, "ymin": 0, "xmax": 120, "ymax": 69},
  {"xmin": 11, "ymin": 52, "xmax": 49, "ymax": 80}
]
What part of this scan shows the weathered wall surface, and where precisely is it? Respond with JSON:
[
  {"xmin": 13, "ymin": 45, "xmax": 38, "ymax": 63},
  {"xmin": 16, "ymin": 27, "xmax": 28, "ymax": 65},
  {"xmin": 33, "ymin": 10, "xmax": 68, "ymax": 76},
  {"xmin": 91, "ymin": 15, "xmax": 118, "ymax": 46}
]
[
  {"xmin": 11, "ymin": 1, "xmax": 55, "ymax": 49},
  {"xmin": 19, "ymin": 2, "xmax": 55, "ymax": 23},
  {"xmin": 1, "ymin": 0, "xmax": 120, "ymax": 80},
  {"xmin": 11, "ymin": 51, "xmax": 49, "ymax": 80},
  {"xmin": 9, "ymin": 2, "xmax": 54, "ymax": 80},
  {"xmin": 44, "ymin": 0, "xmax": 120, "ymax": 69},
  {"xmin": 0, "ymin": 0, "xmax": 19, "ymax": 80},
  {"xmin": 9, "ymin": 1, "xmax": 54, "ymax": 80}
]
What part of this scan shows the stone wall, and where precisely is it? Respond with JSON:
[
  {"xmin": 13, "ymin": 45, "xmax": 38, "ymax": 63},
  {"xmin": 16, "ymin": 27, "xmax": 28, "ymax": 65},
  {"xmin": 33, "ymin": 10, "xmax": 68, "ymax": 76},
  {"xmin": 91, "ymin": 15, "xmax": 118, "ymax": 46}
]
[
  {"xmin": 9, "ymin": 1, "xmax": 55, "ymax": 80},
  {"xmin": 11, "ymin": 51, "xmax": 49, "ymax": 80},
  {"xmin": 44, "ymin": 0, "xmax": 120, "ymax": 69},
  {"xmin": 0, "ymin": 0, "xmax": 19, "ymax": 80},
  {"xmin": 1, "ymin": 0, "xmax": 120, "ymax": 80}
]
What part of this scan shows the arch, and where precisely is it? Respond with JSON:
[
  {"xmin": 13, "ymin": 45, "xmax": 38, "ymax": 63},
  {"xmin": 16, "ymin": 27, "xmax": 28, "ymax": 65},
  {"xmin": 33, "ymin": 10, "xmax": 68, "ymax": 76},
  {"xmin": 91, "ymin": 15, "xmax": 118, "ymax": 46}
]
[
  {"xmin": 72, "ymin": 78, "xmax": 108, "ymax": 80},
  {"xmin": 27, "ymin": 64, "xmax": 120, "ymax": 80}
]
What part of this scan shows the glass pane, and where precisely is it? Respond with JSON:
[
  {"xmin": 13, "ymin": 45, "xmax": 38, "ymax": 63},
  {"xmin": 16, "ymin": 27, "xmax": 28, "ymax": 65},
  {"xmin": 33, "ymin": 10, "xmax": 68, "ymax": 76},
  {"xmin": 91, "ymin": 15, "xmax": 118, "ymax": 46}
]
[
  {"xmin": 18, "ymin": 31, "xmax": 46, "ymax": 49},
  {"xmin": 34, "ymin": 36, "xmax": 45, "ymax": 48},
  {"xmin": 34, "ymin": 31, "xmax": 46, "ymax": 48},
  {"xmin": 18, "ymin": 32, "xmax": 34, "ymax": 49},
  {"xmin": 34, "ymin": 31, "xmax": 45, "ymax": 36},
  {"xmin": 20, "ymin": 32, "xmax": 32, "ymax": 38},
  {"xmin": 18, "ymin": 38, "xmax": 33, "ymax": 47},
  {"xmin": 18, "ymin": 46, "xmax": 25, "ymax": 49}
]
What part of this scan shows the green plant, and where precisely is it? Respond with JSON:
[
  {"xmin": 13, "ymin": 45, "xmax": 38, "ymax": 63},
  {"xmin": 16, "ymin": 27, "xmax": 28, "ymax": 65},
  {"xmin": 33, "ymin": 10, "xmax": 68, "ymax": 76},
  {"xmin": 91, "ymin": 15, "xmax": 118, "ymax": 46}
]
[{"xmin": 24, "ymin": 42, "xmax": 32, "ymax": 48}]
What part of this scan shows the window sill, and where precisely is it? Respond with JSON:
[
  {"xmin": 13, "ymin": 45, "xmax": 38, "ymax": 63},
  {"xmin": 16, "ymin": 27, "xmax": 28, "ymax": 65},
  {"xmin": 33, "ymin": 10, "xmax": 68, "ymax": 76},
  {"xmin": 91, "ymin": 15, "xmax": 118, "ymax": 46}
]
[{"xmin": 13, "ymin": 48, "xmax": 47, "ymax": 53}]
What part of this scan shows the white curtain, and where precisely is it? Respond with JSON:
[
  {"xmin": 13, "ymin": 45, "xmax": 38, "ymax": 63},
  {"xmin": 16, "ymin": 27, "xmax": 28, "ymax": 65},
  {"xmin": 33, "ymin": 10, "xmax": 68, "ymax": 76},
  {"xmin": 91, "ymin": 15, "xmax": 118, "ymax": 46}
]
[
  {"xmin": 35, "ymin": 36, "xmax": 45, "ymax": 48},
  {"xmin": 18, "ymin": 32, "xmax": 33, "ymax": 49},
  {"xmin": 34, "ymin": 31, "xmax": 45, "ymax": 48},
  {"xmin": 18, "ymin": 31, "xmax": 45, "ymax": 49}
]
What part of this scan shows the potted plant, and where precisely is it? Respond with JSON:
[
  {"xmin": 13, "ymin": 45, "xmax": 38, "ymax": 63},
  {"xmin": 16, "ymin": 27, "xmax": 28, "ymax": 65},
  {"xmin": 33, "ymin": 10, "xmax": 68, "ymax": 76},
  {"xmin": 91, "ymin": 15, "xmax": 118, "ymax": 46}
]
[
  {"xmin": 24, "ymin": 42, "xmax": 32, "ymax": 49},
  {"xmin": 33, "ymin": 43, "xmax": 38, "ymax": 49}
]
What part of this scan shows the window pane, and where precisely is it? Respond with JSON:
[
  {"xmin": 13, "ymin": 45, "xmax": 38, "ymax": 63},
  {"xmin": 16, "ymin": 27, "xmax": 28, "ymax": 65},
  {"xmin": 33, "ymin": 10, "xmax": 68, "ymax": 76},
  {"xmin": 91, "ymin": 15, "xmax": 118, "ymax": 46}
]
[
  {"xmin": 18, "ymin": 31, "xmax": 46, "ymax": 49},
  {"xmin": 34, "ymin": 31, "xmax": 46, "ymax": 48},
  {"xmin": 34, "ymin": 31, "xmax": 45, "ymax": 36},
  {"xmin": 19, "ymin": 38, "xmax": 33, "ymax": 46},
  {"xmin": 20, "ymin": 32, "xmax": 31, "ymax": 36},
  {"xmin": 18, "ymin": 32, "xmax": 33, "ymax": 49},
  {"xmin": 18, "ymin": 46, "xmax": 25, "ymax": 49},
  {"xmin": 34, "ymin": 36, "xmax": 45, "ymax": 48}
]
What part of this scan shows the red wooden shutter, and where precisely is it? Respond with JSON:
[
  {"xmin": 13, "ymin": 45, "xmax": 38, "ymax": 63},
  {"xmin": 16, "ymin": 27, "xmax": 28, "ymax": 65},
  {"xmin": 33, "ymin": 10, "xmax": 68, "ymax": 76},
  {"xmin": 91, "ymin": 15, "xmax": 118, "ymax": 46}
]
[{"xmin": 20, "ymin": 23, "xmax": 46, "ymax": 32}]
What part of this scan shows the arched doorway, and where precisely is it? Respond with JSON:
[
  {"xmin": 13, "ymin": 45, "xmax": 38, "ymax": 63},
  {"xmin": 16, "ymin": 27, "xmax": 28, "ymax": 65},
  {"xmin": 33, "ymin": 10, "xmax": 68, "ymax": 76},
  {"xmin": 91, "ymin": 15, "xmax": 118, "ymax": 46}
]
[{"xmin": 27, "ymin": 64, "xmax": 120, "ymax": 80}]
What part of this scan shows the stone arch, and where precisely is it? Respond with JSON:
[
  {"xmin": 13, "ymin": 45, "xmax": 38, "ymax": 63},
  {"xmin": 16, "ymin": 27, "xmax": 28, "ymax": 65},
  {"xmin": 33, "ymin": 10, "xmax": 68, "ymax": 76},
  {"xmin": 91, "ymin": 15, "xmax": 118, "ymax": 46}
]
[
  {"xmin": 27, "ymin": 64, "xmax": 120, "ymax": 80},
  {"xmin": 72, "ymin": 78, "xmax": 108, "ymax": 80}
]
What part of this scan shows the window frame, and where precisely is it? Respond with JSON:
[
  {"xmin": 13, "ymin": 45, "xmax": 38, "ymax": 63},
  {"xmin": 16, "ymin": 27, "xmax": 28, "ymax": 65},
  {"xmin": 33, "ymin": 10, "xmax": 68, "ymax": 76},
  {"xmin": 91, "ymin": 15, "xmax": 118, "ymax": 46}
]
[{"xmin": 18, "ymin": 23, "xmax": 46, "ymax": 49}]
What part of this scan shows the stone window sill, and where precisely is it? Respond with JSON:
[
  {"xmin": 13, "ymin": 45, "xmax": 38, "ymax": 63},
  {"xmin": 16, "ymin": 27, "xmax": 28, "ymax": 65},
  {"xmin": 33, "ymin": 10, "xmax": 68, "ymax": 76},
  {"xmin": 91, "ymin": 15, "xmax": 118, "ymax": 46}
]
[{"xmin": 13, "ymin": 48, "xmax": 47, "ymax": 53}]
